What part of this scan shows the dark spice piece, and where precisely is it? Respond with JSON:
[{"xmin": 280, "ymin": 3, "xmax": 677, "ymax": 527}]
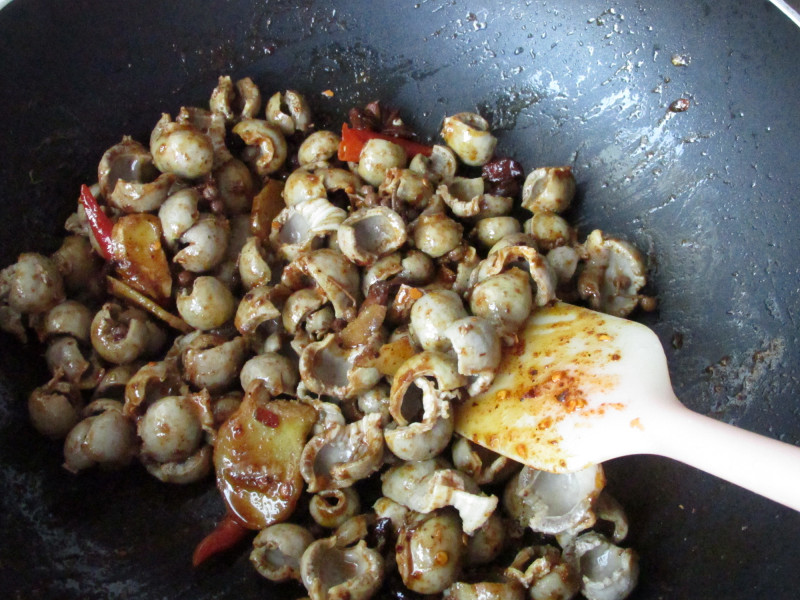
[
  {"xmin": 349, "ymin": 100, "xmax": 416, "ymax": 139},
  {"xmin": 482, "ymin": 157, "xmax": 524, "ymax": 197}
]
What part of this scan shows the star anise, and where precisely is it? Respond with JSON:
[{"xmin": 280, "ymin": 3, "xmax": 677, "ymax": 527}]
[{"xmin": 348, "ymin": 100, "xmax": 416, "ymax": 139}]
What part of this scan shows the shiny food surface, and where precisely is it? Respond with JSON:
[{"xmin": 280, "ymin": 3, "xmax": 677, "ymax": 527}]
[
  {"xmin": 454, "ymin": 302, "xmax": 628, "ymax": 472},
  {"xmin": 214, "ymin": 385, "xmax": 316, "ymax": 529}
]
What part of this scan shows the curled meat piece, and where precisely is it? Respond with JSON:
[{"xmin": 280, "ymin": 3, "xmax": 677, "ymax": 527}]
[
  {"xmin": 476, "ymin": 192, "xmax": 515, "ymax": 218},
  {"xmin": 181, "ymin": 333, "xmax": 248, "ymax": 394},
  {"xmin": 505, "ymin": 545, "xmax": 580, "ymax": 600},
  {"xmin": 282, "ymin": 249, "xmax": 362, "ymax": 321},
  {"xmin": 337, "ymin": 207, "xmax": 407, "ymax": 266},
  {"xmin": 410, "ymin": 211, "xmax": 463, "ymax": 258},
  {"xmin": 378, "ymin": 168, "xmax": 434, "ymax": 212},
  {"xmin": 409, "ymin": 290, "xmax": 468, "ymax": 353},
  {"xmin": 93, "ymin": 363, "xmax": 139, "ymax": 400},
  {"xmin": 39, "ymin": 300, "xmax": 93, "ymax": 344},
  {"xmin": 298, "ymin": 130, "xmax": 341, "ymax": 166},
  {"xmin": 173, "ymin": 214, "xmax": 230, "ymax": 273},
  {"xmin": 570, "ymin": 532, "xmax": 639, "ymax": 600},
  {"xmin": 215, "ymin": 158, "xmax": 256, "ymax": 214},
  {"xmin": 299, "ymin": 334, "xmax": 380, "ymax": 400},
  {"xmin": 488, "ymin": 232, "xmax": 538, "ymax": 255},
  {"xmin": 300, "ymin": 412, "xmax": 385, "ymax": 493},
  {"xmin": 177, "ymin": 106, "xmax": 232, "ymax": 168},
  {"xmin": 240, "ymin": 352, "xmax": 298, "ymax": 397},
  {"xmin": 446, "ymin": 244, "xmax": 482, "ymax": 296},
  {"xmin": 443, "ymin": 316, "xmax": 501, "ymax": 395},
  {"xmin": 300, "ymin": 536, "xmax": 384, "ymax": 600},
  {"xmin": 270, "ymin": 198, "xmax": 346, "ymax": 261},
  {"xmin": 504, "ymin": 464, "xmax": 605, "ymax": 536},
  {"xmin": 138, "ymin": 390, "xmax": 215, "ymax": 484},
  {"xmin": 250, "ymin": 179, "xmax": 286, "ymax": 243},
  {"xmin": 577, "ymin": 229, "xmax": 648, "ymax": 318},
  {"xmin": 63, "ymin": 400, "xmax": 138, "ymax": 473},
  {"xmin": 237, "ymin": 236, "xmax": 273, "ymax": 290},
  {"xmin": 464, "ymin": 511, "xmax": 506, "ymax": 566},
  {"xmin": 250, "ymin": 523, "xmax": 314, "ymax": 582},
  {"xmin": 547, "ymin": 245, "xmax": 582, "ymax": 298},
  {"xmin": 282, "ymin": 168, "xmax": 327, "ymax": 208},
  {"xmin": 473, "ymin": 217, "xmax": 521, "ymax": 249},
  {"xmin": 305, "ymin": 398, "xmax": 346, "ymax": 436},
  {"xmin": 437, "ymin": 178, "xmax": 483, "ymax": 218},
  {"xmin": 309, "ymin": 488, "xmax": 361, "ymax": 529},
  {"xmin": 469, "ymin": 244, "xmax": 557, "ymax": 308},
  {"xmin": 332, "ymin": 514, "xmax": 378, "ymax": 549},
  {"xmin": 90, "ymin": 303, "xmax": 154, "ymax": 365},
  {"xmin": 28, "ymin": 375, "xmax": 83, "ymax": 439},
  {"xmin": 234, "ymin": 285, "xmax": 281, "ymax": 335},
  {"xmin": 521, "ymin": 166, "xmax": 576, "ymax": 214},
  {"xmin": 388, "ymin": 351, "xmax": 465, "ymax": 426},
  {"xmin": 372, "ymin": 497, "xmax": 409, "ymax": 536},
  {"xmin": 451, "ymin": 437, "xmax": 520, "ymax": 486},
  {"xmin": 159, "ymin": 189, "xmax": 200, "ymax": 248},
  {"xmin": 233, "ymin": 118, "xmax": 288, "ymax": 177},
  {"xmin": 441, "ymin": 112, "xmax": 497, "ymax": 166},
  {"xmin": 45, "ymin": 335, "xmax": 92, "ymax": 384},
  {"xmin": 361, "ymin": 250, "xmax": 434, "ymax": 297},
  {"xmin": 150, "ymin": 113, "xmax": 214, "ymax": 179},
  {"xmin": 176, "ymin": 276, "xmax": 236, "ymax": 330},
  {"xmin": 266, "ymin": 90, "xmax": 312, "ymax": 135},
  {"xmin": 110, "ymin": 171, "xmax": 176, "ymax": 215},
  {"xmin": 408, "ymin": 143, "xmax": 458, "ymax": 184},
  {"xmin": 525, "ymin": 211, "xmax": 576, "ymax": 251},
  {"xmin": 1, "ymin": 252, "xmax": 64, "ymax": 315},
  {"xmin": 381, "ymin": 458, "xmax": 497, "ymax": 535},
  {"xmin": 99, "ymin": 137, "xmax": 176, "ymax": 213},
  {"xmin": 396, "ymin": 509, "xmax": 465, "ymax": 595},
  {"xmin": 97, "ymin": 136, "xmax": 159, "ymax": 199},
  {"xmin": 50, "ymin": 235, "xmax": 104, "ymax": 297},
  {"xmin": 281, "ymin": 288, "xmax": 326, "ymax": 338},
  {"xmin": 210, "ymin": 75, "xmax": 262, "ymax": 121},
  {"xmin": 317, "ymin": 166, "xmax": 362, "ymax": 196},
  {"xmin": 123, "ymin": 358, "xmax": 187, "ymax": 419},
  {"xmin": 595, "ymin": 492, "xmax": 630, "ymax": 544},
  {"xmin": 357, "ymin": 138, "xmax": 408, "ymax": 187},
  {"xmin": 357, "ymin": 382, "xmax": 391, "ymax": 426},
  {"xmin": 211, "ymin": 391, "xmax": 242, "ymax": 426},
  {"xmin": 384, "ymin": 376, "xmax": 455, "ymax": 462},
  {"xmin": 468, "ymin": 268, "xmax": 533, "ymax": 343}
]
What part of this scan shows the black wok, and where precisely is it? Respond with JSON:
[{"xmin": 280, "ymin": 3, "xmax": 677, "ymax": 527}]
[{"xmin": 1, "ymin": 1, "xmax": 799, "ymax": 598}]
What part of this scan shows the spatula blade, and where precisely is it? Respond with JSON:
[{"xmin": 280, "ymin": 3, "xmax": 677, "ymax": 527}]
[{"xmin": 453, "ymin": 302, "xmax": 673, "ymax": 472}]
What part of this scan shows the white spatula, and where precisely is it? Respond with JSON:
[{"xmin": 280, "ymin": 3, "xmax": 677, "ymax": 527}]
[{"xmin": 453, "ymin": 302, "xmax": 800, "ymax": 511}]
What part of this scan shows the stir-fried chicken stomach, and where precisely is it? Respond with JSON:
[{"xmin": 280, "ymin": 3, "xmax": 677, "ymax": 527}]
[{"xmin": 0, "ymin": 77, "xmax": 652, "ymax": 600}]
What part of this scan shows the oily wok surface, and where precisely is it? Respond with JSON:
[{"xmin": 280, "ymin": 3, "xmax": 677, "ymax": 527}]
[{"xmin": 0, "ymin": 0, "xmax": 799, "ymax": 598}]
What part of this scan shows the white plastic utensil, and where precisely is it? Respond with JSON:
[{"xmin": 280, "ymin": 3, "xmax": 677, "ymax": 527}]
[{"xmin": 453, "ymin": 302, "xmax": 800, "ymax": 511}]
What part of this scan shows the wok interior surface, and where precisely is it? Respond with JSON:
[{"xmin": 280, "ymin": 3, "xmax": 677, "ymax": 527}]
[{"xmin": 1, "ymin": 0, "xmax": 799, "ymax": 597}]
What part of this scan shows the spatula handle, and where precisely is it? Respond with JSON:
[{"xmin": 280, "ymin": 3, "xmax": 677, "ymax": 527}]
[{"xmin": 652, "ymin": 403, "xmax": 800, "ymax": 511}]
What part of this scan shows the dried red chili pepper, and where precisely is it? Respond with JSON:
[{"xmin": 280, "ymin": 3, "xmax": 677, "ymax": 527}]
[
  {"xmin": 255, "ymin": 406, "xmax": 280, "ymax": 428},
  {"xmin": 192, "ymin": 513, "xmax": 250, "ymax": 567},
  {"xmin": 79, "ymin": 184, "xmax": 116, "ymax": 261}
]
